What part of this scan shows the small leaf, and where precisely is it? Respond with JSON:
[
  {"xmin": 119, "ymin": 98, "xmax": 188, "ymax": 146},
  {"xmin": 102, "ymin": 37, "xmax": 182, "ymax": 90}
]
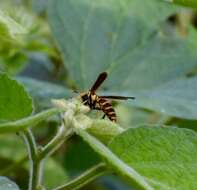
[
  {"xmin": 109, "ymin": 126, "xmax": 197, "ymax": 190},
  {"xmin": 0, "ymin": 73, "xmax": 33, "ymax": 122},
  {"xmin": 0, "ymin": 177, "xmax": 20, "ymax": 190},
  {"xmin": 0, "ymin": 9, "xmax": 27, "ymax": 42}
]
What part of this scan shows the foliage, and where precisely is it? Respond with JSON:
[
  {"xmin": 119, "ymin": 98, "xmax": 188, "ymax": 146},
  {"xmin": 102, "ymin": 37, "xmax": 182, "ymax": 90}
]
[
  {"xmin": 162, "ymin": 0, "xmax": 197, "ymax": 8},
  {"xmin": 0, "ymin": 0, "xmax": 197, "ymax": 190},
  {"xmin": 0, "ymin": 177, "xmax": 19, "ymax": 190}
]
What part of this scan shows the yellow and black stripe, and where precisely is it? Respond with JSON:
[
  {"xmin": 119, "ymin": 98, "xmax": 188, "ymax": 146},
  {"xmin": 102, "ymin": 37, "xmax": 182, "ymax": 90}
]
[
  {"xmin": 79, "ymin": 72, "xmax": 134, "ymax": 122},
  {"xmin": 98, "ymin": 98, "xmax": 116, "ymax": 122}
]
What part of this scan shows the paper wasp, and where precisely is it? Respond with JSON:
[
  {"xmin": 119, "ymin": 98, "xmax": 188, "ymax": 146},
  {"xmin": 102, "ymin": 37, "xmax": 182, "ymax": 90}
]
[{"xmin": 80, "ymin": 72, "xmax": 135, "ymax": 122}]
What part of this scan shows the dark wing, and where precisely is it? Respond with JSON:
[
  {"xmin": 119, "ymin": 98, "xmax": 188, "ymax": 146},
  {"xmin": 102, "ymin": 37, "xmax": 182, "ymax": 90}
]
[
  {"xmin": 90, "ymin": 72, "xmax": 108, "ymax": 92},
  {"xmin": 99, "ymin": 95, "xmax": 135, "ymax": 100}
]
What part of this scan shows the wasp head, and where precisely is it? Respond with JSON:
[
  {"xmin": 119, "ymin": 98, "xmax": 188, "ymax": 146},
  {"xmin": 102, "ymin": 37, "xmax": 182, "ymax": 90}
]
[{"xmin": 80, "ymin": 92, "xmax": 89, "ymax": 105}]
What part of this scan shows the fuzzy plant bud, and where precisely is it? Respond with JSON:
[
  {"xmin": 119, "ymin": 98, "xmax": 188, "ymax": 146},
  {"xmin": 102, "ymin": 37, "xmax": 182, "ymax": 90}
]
[{"xmin": 52, "ymin": 98, "xmax": 91, "ymax": 130}]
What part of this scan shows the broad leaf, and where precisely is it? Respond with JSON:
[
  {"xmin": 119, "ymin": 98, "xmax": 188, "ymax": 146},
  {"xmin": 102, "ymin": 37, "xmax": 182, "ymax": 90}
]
[
  {"xmin": 48, "ymin": 0, "xmax": 197, "ymax": 120},
  {"xmin": 130, "ymin": 76, "xmax": 197, "ymax": 119},
  {"xmin": 107, "ymin": 76, "xmax": 197, "ymax": 120},
  {"xmin": 0, "ymin": 177, "xmax": 20, "ymax": 190},
  {"xmin": 18, "ymin": 77, "xmax": 72, "ymax": 109},
  {"xmin": 0, "ymin": 73, "xmax": 33, "ymax": 122},
  {"xmin": 48, "ymin": 0, "xmax": 177, "ymax": 89},
  {"xmin": 109, "ymin": 126, "xmax": 197, "ymax": 190}
]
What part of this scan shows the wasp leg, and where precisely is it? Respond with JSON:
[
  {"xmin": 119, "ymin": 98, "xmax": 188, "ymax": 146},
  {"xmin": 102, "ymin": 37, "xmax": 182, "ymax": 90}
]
[
  {"xmin": 93, "ymin": 107, "xmax": 102, "ymax": 110},
  {"xmin": 102, "ymin": 114, "xmax": 106, "ymax": 119},
  {"xmin": 82, "ymin": 100, "xmax": 88, "ymax": 105}
]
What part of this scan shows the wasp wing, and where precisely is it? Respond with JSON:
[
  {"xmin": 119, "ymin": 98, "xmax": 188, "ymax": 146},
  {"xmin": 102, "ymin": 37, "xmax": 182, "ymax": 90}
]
[
  {"xmin": 90, "ymin": 72, "xmax": 107, "ymax": 92},
  {"xmin": 99, "ymin": 95, "xmax": 135, "ymax": 100}
]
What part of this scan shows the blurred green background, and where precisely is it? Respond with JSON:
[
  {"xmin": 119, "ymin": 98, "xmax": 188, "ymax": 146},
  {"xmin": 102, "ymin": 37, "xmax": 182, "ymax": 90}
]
[{"xmin": 0, "ymin": 0, "xmax": 197, "ymax": 189}]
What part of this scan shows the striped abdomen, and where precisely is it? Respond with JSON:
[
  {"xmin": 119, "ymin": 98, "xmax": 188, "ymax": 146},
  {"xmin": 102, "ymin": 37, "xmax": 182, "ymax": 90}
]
[{"xmin": 98, "ymin": 98, "xmax": 116, "ymax": 122}]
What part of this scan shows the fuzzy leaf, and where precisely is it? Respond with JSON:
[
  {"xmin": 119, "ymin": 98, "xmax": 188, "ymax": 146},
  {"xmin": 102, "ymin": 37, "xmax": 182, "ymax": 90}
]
[
  {"xmin": 76, "ymin": 128, "xmax": 153, "ymax": 190},
  {"xmin": 48, "ymin": 0, "xmax": 197, "ymax": 120},
  {"xmin": 18, "ymin": 77, "xmax": 72, "ymax": 109},
  {"xmin": 87, "ymin": 119, "xmax": 123, "ymax": 144},
  {"xmin": 48, "ymin": 0, "xmax": 177, "ymax": 89},
  {"xmin": 109, "ymin": 126, "xmax": 197, "ymax": 190}
]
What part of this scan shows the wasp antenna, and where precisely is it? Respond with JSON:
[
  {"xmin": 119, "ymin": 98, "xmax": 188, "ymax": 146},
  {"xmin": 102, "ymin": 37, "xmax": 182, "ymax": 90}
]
[{"xmin": 73, "ymin": 89, "xmax": 79, "ymax": 94}]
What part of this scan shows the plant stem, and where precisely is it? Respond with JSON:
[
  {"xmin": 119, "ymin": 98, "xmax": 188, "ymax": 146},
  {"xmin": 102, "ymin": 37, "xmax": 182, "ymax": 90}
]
[
  {"xmin": 75, "ymin": 128, "xmax": 153, "ymax": 190},
  {"xmin": 21, "ymin": 129, "xmax": 43, "ymax": 190},
  {"xmin": 38, "ymin": 125, "xmax": 74, "ymax": 160},
  {"xmin": 31, "ymin": 160, "xmax": 45, "ymax": 190},
  {"xmin": 23, "ymin": 129, "xmax": 37, "ymax": 159},
  {"xmin": 0, "ymin": 108, "xmax": 59, "ymax": 134},
  {"xmin": 53, "ymin": 163, "xmax": 109, "ymax": 190}
]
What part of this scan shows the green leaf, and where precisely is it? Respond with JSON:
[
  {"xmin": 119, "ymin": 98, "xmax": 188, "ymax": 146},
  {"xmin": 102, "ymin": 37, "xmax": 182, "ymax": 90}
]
[
  {"xmin": 48, "ymin": 0, "xmax": 197, "ymax": 119},
  {"xmin": 48, "ymin": 0, "xmax": 176, "ymax": 89},
  {"xmin": 44, "ymin": 158, "xmax": 69, "ymax": 189},
  {"xmin": 0, "ymin": 3, "xmax": 56, "ymax": 74},
  {"xmin": 0, "ymin": 177, "xmax": 20, "ymax": 190},
  {"xmin": 0, "ymin": 9, "xmax": 27, "ymax": 43},
  {"xmin": 0, "ymin": 134, "xmax": 68, "ymax": 189},
  {"xmin": 130, "ymin": 76, "xmax": 197, "ymax": 119},
  {"xmin": 109, "ymin": 126, "xmax": 197, "ymax": 190},
  {"xmin": 64, "ymin": 137, "xmax": 101, "ymax": 173},
  {"xmin": 0, "ymin": 134, "xmax": 28, "ymax": 189},
  {"xmin": 162, "ymin": 0, "xmax": 197, "ymax": 8},
  {"xmin": 0, "ymin": 73, "xmax": 33, "ymax": 122},
  {"xmin": 0, "ymin": 3, "xmax": 41, "ymax": 43},
  {"xmin": 17, "ymin": 77, "xmax": 72, "ymax": 109},
  {"xmin": 75, "ymin": 128, "xmax": 153, "ymax": 190},
  {"xmin": 87, "ymin": 119, "xmax": 123, "ymax": 144},
  {"xmin": 0, "ymin": 134, "xmax": 26, "ymax": 161}
]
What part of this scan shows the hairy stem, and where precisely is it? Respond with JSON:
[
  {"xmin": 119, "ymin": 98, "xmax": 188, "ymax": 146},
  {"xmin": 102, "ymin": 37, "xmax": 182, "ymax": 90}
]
[
  {"xmin": 0, "ymin": 108, "xmax": 59, "ymax": 134},
  {"xmin": 21, "ymin": 129, "xmax": 43, "ymax": 190},
  {"xmin": 53, "ymin": 163, "xmax": 109, "ymax": 190},
  {"xmin": 38, "ymin": 125, "xmax": 73, "ymax": 160}
]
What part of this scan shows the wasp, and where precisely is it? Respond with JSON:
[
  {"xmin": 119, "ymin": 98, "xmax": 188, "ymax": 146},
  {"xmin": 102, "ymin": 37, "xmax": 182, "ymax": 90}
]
[{"xmin": 80, "ymin": 72, "xmax": 135, "ymax": 122}]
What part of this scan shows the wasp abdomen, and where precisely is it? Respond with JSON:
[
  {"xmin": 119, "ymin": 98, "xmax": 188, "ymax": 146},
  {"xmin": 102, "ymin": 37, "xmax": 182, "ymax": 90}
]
[{"xmin": 98, "ymin": 98, "xmax": 116, "ymax": 122}]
